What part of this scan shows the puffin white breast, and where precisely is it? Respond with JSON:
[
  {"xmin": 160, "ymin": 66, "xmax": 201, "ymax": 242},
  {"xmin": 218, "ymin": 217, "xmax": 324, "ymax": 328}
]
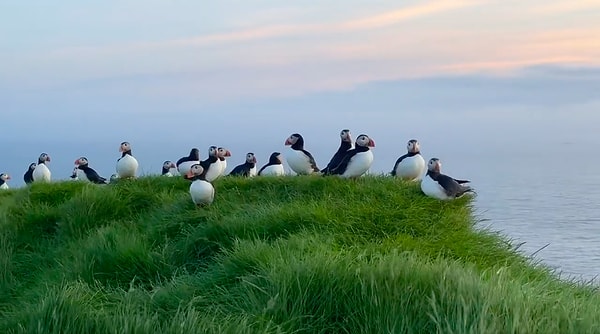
[
  {"xmin": 341, "ymin": 150, "xmax": 373, "ymax": 178},
  {"xmin": 189, "ymin": 179, "xmax": 215, "ymax": 205},
  {"xmin": 33, "ymin": 164, "xmax": 52, "ymax": 182},
  {"xmin": 116, "ymin": 155, "xmax": 138, "ymax": 178},
  {"xmin": 395, "ymin": 155, "xmax": 426, "ymax": 181}
]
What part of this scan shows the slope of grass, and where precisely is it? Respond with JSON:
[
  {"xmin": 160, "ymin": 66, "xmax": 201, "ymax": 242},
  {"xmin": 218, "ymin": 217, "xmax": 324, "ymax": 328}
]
[{"xmin": 0, "ymin": 176, "xmax": 598, "ymax": 333}]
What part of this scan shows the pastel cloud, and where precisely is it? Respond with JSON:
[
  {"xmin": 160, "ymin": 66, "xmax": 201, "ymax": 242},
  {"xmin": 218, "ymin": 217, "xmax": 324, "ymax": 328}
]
[{"xmin": 1, "ymin": 0, "xmax": 599, "ymax": 102}]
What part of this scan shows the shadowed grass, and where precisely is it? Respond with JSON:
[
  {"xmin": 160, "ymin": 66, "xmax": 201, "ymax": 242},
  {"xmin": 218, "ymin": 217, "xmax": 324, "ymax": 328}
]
[{"xmin": 0, "ymin": 175, "xmax": 598, "ymax": 333}]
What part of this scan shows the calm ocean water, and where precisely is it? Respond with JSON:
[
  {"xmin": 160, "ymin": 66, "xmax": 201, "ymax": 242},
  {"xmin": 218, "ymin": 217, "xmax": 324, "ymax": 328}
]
[{"xmin": 3, "ymin": 106, "xmax": 599, "ymax": 283}]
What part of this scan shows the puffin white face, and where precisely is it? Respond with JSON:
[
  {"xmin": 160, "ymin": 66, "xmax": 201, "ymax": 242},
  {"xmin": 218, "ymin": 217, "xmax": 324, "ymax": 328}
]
[
  {"xmin": 187, "ymin": 164, "xmax": 204, "ymax": 178},
  {"xmin": 428, "ymin": 158, "xmax": 441, "ymax": 173},
  {"xmin": 208, "ymin": 146, "xmax": 218, "ymax": 157},
  {"xmin": 218, "ymin": 147, "xmax": 231, "ymax": 158},
  {"xmin": 163, "ymin": 160, "xmax": 175, "ymax": 169},
  {"xmin": 29, "ymin": 163, "xmax": 37, "ymax": 171},
  {"xmin": 38, "ymin": 153, "xmax": 51, "ymax": 163},
  {"xmin": 75, "ymin": 157, "xmax": 88, "ymax": 166},
  {"xmin": 356, "ymin": 134, "xmax": 375, "ymax": 148},
  {"xmin": 119, "ymin": 142, "xmax": 131, "ymax": 152},
  {"xmin": 285, "ymin": 134, "xmax": 299, "ymax": 146},
  {"xmin": 246, "ymin": 153, "xmax": 256, "ymax": 163},
  {"xmin": 0, "ymin": 173, "xmax": 10, "ymax": 181},
  {"xmin": 407, "ymin": 140, "xmax": 420, "ymax": 153},
  {"xmin": 340, "ymin": 129, "xmax": 352, "ymax": 142}
]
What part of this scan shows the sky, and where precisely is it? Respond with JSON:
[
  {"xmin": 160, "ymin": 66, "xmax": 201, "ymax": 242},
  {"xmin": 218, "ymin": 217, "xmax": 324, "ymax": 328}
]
[{"xmin": 1, "ymin": 0, "xmax": 599, "ymax": 186}]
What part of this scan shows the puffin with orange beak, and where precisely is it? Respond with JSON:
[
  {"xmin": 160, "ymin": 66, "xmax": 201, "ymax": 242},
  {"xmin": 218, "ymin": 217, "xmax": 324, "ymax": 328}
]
[
  {"xmin": 32, "ymin": 153, "xmax": 52, "ymax": 182},
  {"xmin": 329, "ymin": 134, "xmax": 375, "ymax": 178},
  {"xmin": 116, "ymin": 141, "xmax": 139, "ymax": 179},
  {"xmin": 0, "ymin": 173, "xmax": 11, "ymax": 190},
  {"xmin": 228, "ymin": 152, "xmax": 257, "ymax": 177},
  {"xmin": 187, "ymin": 164, "xmax": 215, "ymax": 206}
]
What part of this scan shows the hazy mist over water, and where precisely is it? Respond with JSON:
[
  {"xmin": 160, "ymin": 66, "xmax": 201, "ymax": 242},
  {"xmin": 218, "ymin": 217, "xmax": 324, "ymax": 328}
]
[{"xmin": 2, "ymin": 72, "xmax": 600, "ymax": 283}]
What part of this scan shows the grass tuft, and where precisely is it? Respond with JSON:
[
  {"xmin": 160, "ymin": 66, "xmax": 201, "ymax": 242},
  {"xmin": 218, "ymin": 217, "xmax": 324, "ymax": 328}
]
[{"xmin": 0, "ymin": 175, "xmax": 598, "ymax": 333}]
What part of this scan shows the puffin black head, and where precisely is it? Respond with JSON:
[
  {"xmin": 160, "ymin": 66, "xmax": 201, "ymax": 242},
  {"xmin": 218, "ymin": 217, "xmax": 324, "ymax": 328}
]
[
  {"xmin": 75, "ymin": 157, "xmax": 89, "ymax": 167},
  {"xmin": 163, "ymin": 160, "xmax": 175, "ymax": 169},
  {"xmin": 246, "ymin": 153, "xmax": 257, "ymax": 164},
  {"xmin": 187, "ymin": 163, "xmax": 205, "ymax": 179},
  {"xmin": 340, "ymin": 129, "xmax": 352, "ymax": 142},
  {"xmin": 217, "ymin": 147, "xmax": 231, "ymax": 159},
  {"xmin": 356, "ymin": 134, "xmax": 375, "ymax": 148},
  {"xmin": 285, "ymin": 133, "xmax": 304, "ymax": 149},
  {"xmin": 269, "ymin": 152, "xmax": 282, "ymax": 164},
  {"xmin": 38, "ymin": 153, "xmax": 51, "ymax": 164},
  {"xmin": 427, "ymin": 158, "xmax": 441, "ymax": 173},
  {"xmin": 28, "ymin": 163, "xmax": 37, "ymax": 171},
  {"xmin": 189, "ymin": 148, "xmax": 200, "ymax": 160},
  {"xmin": 119, "ymin": 142, "xmax": 132, "ymax": 154},
  {"xmin": 207, "ymin": 146, "xmax": 218, "ymax": 157},
  {"xmin": 407, "ymin": 139, "xmax": 420, "ymax": 154}
]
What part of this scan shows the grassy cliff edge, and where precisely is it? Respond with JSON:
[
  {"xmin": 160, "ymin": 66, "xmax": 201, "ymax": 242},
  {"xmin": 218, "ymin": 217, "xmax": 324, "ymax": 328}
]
[{"xmin": 0, "ymin": 176, "xmax": 598, "ymax": 333}]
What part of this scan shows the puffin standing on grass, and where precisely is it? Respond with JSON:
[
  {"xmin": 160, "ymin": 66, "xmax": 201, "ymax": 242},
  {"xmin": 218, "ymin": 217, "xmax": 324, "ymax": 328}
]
[
  {"xmin": 229, "ymin": 152, "xmax": 257, "ymax": 177},
  {"xmin": 329, "ymin": 134, "xmax": 375, "ymax": 178},
  {"xmin": 187, "ymin": 164, "xmax": 215, "ymax": 206},
  {"xmin": 32, "ymin": 153, "xmax": 51, "ymax": 182},
  {"xmin": 74, "ymin": 157, "xmax": 108, "ymax": 184},
  {"xmin": 176, "ymin": 148, "xmax": 200, "ymax": 176},
  {"xmin": 116, "ymin": 141, "xmax": 138, "ymax": 179},
  {"xmin": 0, "ymin": 173, "xmax": 11, "ymax": 190},
  {"xmin": 284, "ymin": 133, "xmax": 320, "ymax": 175},
  {"xmin": 216, "ymin": 147, "xmax": 232, "ymax": 178},
  {"xmin": 162, "ymin": 161, "xmax": 177, "ymax": 177},
  {"xmin": 391, "ymin": 139, "xmax": 426, "ymax": 181},
  {"xmin": 321, "ymin": 129, "xmax": 353, "ymax": 174},
  {"xmin": 23, "ymin": 163, "xmax": 36, "ymax": 184},
  {"xmin": 200, "ymin": 146, "xmax": 221, "ymax": 182},
  {"xmin": 421, "ymin": 158, "xmax": 473, "ymax": 200},
  {"xmin": 258, "ymin": 152, "xmax": 285, "ymax": 176}
]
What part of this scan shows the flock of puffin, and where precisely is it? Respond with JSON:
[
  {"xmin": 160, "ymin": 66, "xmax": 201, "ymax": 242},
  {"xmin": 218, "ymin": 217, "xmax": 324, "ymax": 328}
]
[{"xmin": 0, "ymin": 130, "xmax": 474, "ymax": 206}]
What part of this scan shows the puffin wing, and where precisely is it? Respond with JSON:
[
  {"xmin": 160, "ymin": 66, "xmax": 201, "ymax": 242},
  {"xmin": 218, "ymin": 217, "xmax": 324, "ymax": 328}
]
[
  {"xmin": 453, "ymin": 178, "xmax": 471, "ymax": 184},
  {"xmin": 301, "ymin": 149, "xmax": 320, "ymax": 172},
  {"xmin": 229, "ymin": 164, "xmax": 245, "ymax": 176},
  {"xmin": 391, "ymin": 153, "xmax": 409, "ymax": 176},
  {"xmin": 436, "ymin": 174, "xmax": 472, "ymax": 197},
  {"xmin": 85, "ymin": 167, "xmax": 107, "ymax": 184},
  {"xmin": 330, "ymin": 149, "xmax": 359, "ymax": 175}
]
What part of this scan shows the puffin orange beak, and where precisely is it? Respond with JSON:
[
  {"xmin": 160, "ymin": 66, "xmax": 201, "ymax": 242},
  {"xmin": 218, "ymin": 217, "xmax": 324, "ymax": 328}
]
[
  {"xmin": 6, "ymin": 175, "xmax": 10, "ymax": 180},
  {"xmin": 74, "ymin": 159, "xmax": 79, "ymax": 165},
  {"xmin": 170, "ymin": 163, "xmax": 176, "ymax": 168},
  {"xmin": 119, "ymin": 146, "xmax": 123, "ymax": 152},
  {"xmin": 368, "ymin": 139, "xmax": 375, "ymax": 147},
  {"xmin": 46, "ymin": 156, "xmax": 51, "ymax": 162},
  {"xmin": 225, "ymin": 150, "xmax": 231, "ymax": 157},
  {"xmin": 252, "ymin": 157, "xmax": 257, "ymax": 163},
  {"xmin": 284, "ymin": 138, "xmax": 292, "ymax": 145}
]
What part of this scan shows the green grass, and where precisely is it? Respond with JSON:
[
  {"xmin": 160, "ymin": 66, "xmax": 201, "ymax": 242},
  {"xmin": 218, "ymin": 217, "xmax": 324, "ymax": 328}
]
[{"xmin": 0, "ymin": 175, "xmax": 598, "ymax": 333}]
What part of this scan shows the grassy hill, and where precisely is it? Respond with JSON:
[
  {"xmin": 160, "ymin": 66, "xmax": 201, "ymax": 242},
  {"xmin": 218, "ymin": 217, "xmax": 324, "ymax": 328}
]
[{"xmin": 0, "ymin": 176, "xmax": 598, "ymax": 333}]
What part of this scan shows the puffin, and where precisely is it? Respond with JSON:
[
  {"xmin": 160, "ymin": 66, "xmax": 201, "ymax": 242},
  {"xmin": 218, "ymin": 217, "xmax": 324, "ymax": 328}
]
[
  {"xmin": 420, "ymin": 158, "xmax": 473, "ymax": 200},
  {"xmin": 0, "ymin": 173, "xmax": 10, "ymax": 190},
  {"xmin": 258, "ymin": 152, "xmax": 285, "ymax": 176},
  {"xmin": 391, "ymin": 139, "xmax": 426, "ymax": 181},
  {"xmin": 116, "ymin": 141, "xmax": 139, "ymax": 179},
  {"xmin": 216, "ymin": 147, "xmax": 232, "ymax": 177},
  {"xmin": 109, "ymin": 174, "xmax": 119, "ymax": 183},
  {"xmin": 23, "ymin": 163, "xmax": 36, "ymax": 184},
  {"xmin": 187, "ymin": 164, "xmax": 215, "ymax": 206},
  {"xmin": 321, "ymin": 129, "xmax": 353, "ymax": 174},
  {"xmin": 74, "ymin": 157, "xmax": 108, "ymax": 184},
  {"xmin": 329, "ymin": 134, "xmax": 375, "ymax": 178},
  {"xmin": 32, "ymin": 153, "xmax": 51, "ymax": 182},
  {"xmin": 199, "ymin": 146, "xmax": 221, "ymax": 182},
  {"xmin": 69, "ymin": 167, "xmax": 79, "ymax": 181},
  {"xmin": 284, "ymin": 133, "xmax": 320, "ymax": 175},
  {"xmin": 176, "ymin": 148, "xmax": 200, "ymax": 176},
  {"xmin": 162, "ymin": 161, "xmax": 177, "ymax": 177},
  {"xmin": 229, "ymin": 152, "xmax": 257, "ymax": 177}
]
